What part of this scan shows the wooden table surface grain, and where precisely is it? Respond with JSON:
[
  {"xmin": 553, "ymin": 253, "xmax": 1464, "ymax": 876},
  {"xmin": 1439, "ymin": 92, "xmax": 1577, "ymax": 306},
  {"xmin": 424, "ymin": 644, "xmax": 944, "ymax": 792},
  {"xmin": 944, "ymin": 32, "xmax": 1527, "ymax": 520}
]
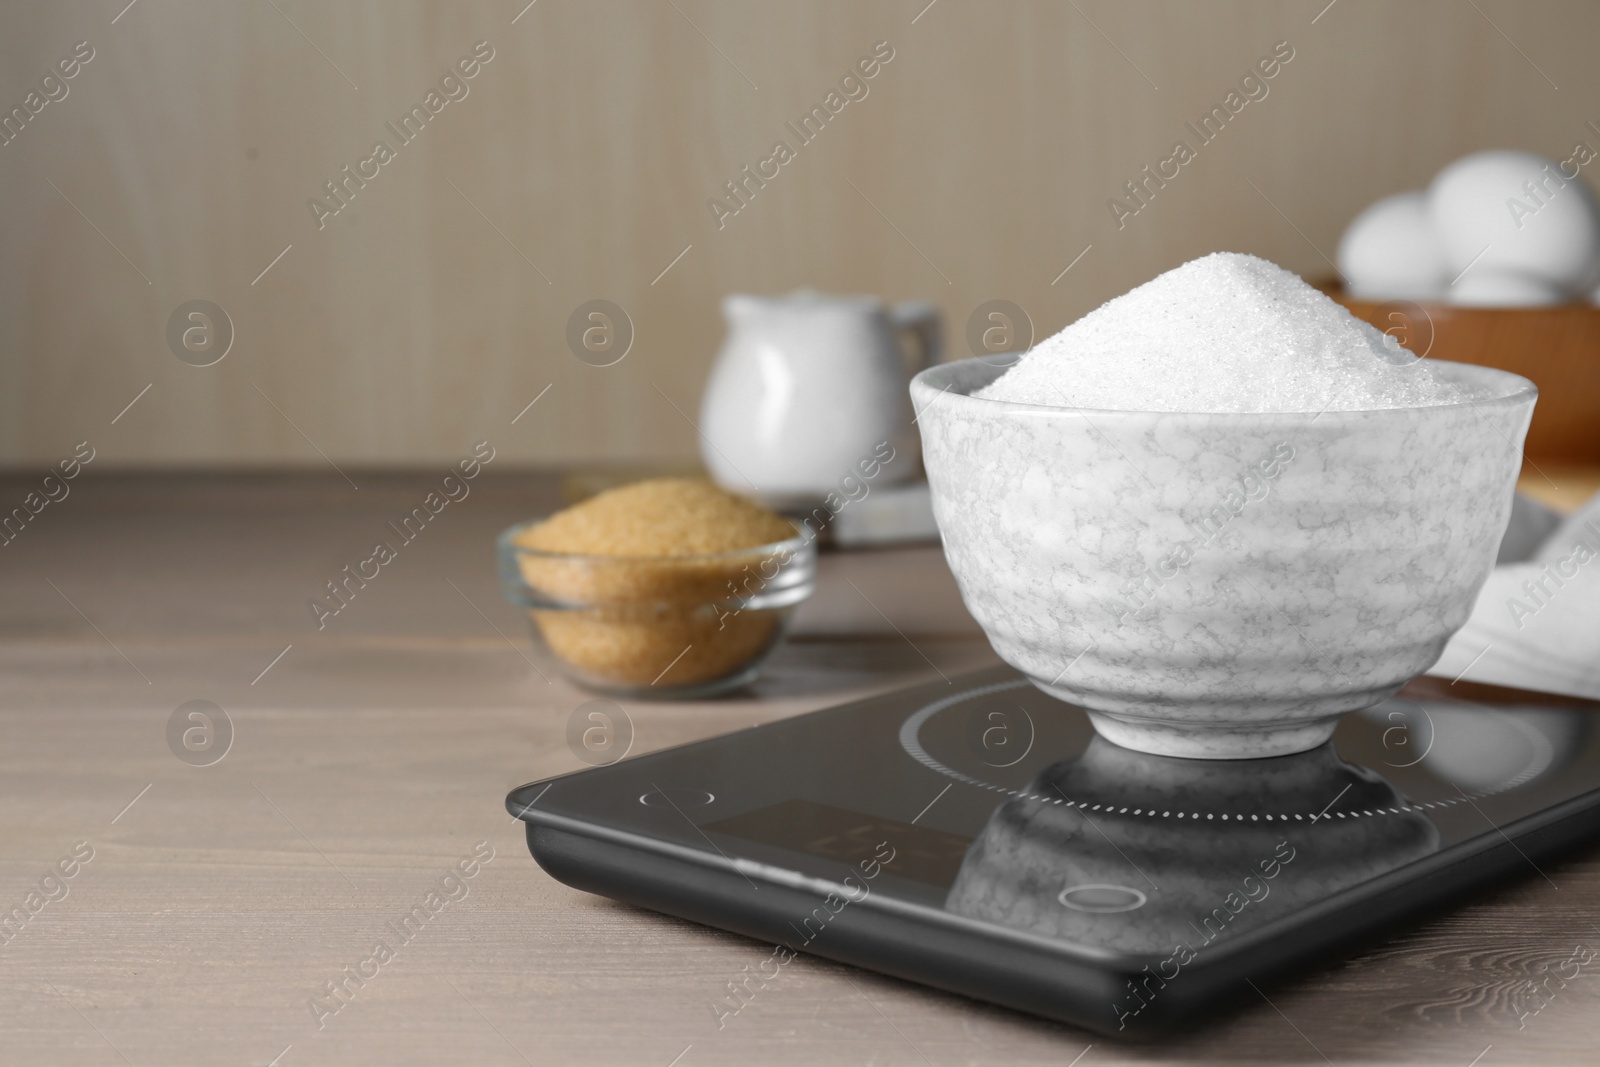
[{"xmin": 3, "ymin": 471, "xmax": 1598, "ymax": 1066}]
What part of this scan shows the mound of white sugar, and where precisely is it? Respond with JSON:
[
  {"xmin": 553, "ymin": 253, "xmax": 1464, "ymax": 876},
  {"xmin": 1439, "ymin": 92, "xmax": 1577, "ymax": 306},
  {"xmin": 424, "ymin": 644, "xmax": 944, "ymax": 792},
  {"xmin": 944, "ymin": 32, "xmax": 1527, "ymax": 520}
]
[{"xmin": 976, "ymin": 253, "xmax": 1476, "ymax": 412}]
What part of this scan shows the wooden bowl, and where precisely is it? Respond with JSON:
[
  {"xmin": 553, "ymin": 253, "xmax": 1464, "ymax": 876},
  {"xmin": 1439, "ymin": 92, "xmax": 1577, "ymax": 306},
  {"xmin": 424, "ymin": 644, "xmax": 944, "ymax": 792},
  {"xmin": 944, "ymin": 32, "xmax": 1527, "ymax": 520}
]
[{"xmin": 1321, "ymin": 284, "xmax": 1600, "ymax": 463}]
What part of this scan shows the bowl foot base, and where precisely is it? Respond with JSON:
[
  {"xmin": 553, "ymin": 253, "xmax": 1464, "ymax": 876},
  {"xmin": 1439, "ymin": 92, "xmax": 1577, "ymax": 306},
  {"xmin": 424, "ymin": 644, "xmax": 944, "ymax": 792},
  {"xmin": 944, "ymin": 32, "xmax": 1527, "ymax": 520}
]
[{"xmin": 1082, "ymin": 709, "xmax": 1343, "ymax": 760}]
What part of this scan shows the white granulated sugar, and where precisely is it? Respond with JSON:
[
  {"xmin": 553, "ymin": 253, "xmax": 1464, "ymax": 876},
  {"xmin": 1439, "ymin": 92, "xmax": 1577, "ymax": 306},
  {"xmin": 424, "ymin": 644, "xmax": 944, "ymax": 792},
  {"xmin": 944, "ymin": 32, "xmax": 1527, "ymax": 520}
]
[{"xmin": 976, "ymin": 253, "xmax": 1475, "ymax": 413}]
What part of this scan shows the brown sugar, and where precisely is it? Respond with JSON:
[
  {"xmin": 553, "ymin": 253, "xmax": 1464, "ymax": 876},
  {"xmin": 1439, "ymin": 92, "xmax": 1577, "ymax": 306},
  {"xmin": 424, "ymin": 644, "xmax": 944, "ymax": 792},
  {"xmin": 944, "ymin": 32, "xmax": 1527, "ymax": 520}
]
[
  {"xmin": 516, "ymin": 478, "xmax": 795, "ymax": 557},
  {"xmin": 511, "ymin": 479, "xmax": 802, "ymax": 690}
]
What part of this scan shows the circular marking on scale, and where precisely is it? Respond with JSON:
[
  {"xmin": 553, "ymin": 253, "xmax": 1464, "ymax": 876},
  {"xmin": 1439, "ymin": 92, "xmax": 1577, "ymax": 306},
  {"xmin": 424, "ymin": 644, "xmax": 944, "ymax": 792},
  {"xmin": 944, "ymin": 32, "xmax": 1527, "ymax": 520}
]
[
  {"xmin": 896, "ymin": 681, "xmax": 1553, "ymax": 826},
  {"xmin": 898, "ymin": 678, "xmax": 1035, "ymax": 791}
]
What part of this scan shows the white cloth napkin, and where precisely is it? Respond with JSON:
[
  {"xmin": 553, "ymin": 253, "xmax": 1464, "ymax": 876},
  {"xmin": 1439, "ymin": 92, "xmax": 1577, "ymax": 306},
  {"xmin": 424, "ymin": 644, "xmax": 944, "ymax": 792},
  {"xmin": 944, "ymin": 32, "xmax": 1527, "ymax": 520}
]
[{"xmin": 1429, "ymin": 492, "xmax": 1600, "ymax": 699}]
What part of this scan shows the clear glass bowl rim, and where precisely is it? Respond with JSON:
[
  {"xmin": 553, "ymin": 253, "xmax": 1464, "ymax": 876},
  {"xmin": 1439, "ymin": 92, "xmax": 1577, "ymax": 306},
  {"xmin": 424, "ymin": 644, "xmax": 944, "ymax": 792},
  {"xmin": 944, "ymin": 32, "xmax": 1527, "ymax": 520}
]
[{"xmin": 496, "ymin": 517, "xmax": 815, "ymax": 567}]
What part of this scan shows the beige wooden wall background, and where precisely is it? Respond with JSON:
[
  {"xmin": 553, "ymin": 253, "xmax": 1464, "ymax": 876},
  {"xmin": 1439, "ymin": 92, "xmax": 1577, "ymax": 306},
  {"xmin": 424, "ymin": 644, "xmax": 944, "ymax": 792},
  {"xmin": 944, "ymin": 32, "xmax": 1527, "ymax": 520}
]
[{"xmin": 1, "ymin": 0, "xmax": 1596, "ymax": 469}]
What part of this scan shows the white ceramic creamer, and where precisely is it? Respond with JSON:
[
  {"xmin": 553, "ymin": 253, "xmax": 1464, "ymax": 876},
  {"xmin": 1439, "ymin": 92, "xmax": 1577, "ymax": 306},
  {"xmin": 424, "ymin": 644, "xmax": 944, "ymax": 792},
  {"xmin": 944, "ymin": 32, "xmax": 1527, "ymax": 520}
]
[{"xmin": 699, "ymin": 292, "xmax": 941, "ymax": 505}]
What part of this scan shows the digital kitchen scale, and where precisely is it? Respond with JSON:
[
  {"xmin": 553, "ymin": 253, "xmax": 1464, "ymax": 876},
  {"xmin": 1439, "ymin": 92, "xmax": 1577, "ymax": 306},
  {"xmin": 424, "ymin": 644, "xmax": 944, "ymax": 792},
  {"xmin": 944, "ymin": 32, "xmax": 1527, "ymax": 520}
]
[{"xmin": 505, "ymin": 666, "xmax": 1600, "ymax": 1038}]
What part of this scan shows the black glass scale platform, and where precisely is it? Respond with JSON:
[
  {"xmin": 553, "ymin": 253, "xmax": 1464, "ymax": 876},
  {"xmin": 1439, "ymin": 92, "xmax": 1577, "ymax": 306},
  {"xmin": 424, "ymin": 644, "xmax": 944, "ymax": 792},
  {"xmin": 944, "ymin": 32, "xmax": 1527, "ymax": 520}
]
[{"xmin": 506, "ymin": 666, "xmax": 1600, "ymax": 1038}]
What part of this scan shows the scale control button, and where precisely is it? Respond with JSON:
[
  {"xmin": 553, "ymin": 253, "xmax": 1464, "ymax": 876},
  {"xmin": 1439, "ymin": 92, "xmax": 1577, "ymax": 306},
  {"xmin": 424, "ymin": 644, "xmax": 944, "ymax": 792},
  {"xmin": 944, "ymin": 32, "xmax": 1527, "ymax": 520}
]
[
  {"xmin": 639, "ymin": 788, "xmax": 716, "ymax": 808},
  {"xmin": 1058, "ymin": 883, "xmax": 1147, "ymax": 913}
]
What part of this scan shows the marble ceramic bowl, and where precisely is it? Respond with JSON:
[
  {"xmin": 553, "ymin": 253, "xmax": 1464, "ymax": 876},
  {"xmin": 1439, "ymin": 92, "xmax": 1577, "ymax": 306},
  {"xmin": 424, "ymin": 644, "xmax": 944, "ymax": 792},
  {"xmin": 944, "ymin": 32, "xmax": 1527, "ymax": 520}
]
[{"xmin": 911, "ymin": 357, "xmax": 1536, "ymax": 759}]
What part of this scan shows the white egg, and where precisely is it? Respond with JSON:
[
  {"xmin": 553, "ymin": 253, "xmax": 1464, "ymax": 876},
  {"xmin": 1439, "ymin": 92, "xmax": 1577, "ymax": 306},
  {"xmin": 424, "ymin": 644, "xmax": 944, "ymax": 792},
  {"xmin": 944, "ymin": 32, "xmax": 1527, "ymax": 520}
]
[
  {"xmin": 1428, "ymin": 149, "xmax": 1600, "ymax": 290},
  {"xmin": 1337, "ymin": 191, "xmax": 1448, "ymax": 300},
  {"xmin": 1447, "ymin": 267, "xmax": 1566, "ymax": 307}
]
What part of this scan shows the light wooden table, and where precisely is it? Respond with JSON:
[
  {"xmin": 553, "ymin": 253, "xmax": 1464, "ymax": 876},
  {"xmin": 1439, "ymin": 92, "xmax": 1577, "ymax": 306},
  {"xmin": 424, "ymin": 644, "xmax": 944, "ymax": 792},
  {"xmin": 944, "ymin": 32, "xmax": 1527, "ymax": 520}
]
[{"xmin": 3, "ymin": 470, "xmax": 1598, "ymax": 1066}]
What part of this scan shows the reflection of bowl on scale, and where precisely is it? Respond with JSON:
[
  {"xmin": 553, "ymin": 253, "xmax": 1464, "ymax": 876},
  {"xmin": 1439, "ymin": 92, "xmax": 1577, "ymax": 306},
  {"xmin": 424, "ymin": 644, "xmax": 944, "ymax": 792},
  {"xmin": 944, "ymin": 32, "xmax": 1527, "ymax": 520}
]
[{"xmin": 945, "ymin": 737, "xmax": 1441, "ymax": 955}]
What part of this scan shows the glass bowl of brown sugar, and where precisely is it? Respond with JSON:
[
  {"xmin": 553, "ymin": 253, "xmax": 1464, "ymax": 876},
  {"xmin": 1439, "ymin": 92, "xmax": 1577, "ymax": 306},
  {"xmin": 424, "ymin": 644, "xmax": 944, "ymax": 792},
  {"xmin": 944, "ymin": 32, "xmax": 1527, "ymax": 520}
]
[{"xmin": 498, "ymin": 479, "xmax": 816, "ymax": 699}]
